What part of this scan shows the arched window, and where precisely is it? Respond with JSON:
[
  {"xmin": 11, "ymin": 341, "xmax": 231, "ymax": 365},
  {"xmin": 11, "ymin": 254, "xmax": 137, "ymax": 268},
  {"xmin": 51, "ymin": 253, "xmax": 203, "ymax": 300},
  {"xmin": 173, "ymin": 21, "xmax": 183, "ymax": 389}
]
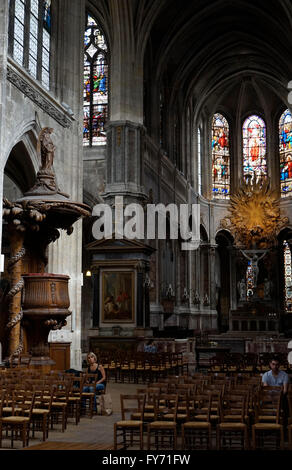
[
  {"xmin": 8, "ymin": 0, "xmax": 52, "ymax": 90},
  {"xmin": 283, "ymin": 240, "xmax": 292, "ymax": 312},
  {"xmin": 279, "ymin": 109, "xmax": 292, "ymax": 197},
  {"xmin": 197, "ymin": 127, "xmax": 202, "ymax": 195},
  {"xmin": 83, "ymin": 13, "xmax": 108, "ymax": 147},
  {"xmin": 242, "ymin": 115, "xmax": 266, "ymax": 183},
  {"xmin": 212, "ymin": 113, "xmax": 230, "ymax": 199}
]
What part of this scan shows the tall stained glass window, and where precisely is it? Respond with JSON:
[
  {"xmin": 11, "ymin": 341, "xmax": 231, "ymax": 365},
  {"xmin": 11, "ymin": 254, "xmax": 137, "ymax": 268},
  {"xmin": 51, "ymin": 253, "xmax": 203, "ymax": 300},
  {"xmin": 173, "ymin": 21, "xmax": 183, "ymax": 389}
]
[
  {"xmin": 212, "ymin": 113, "xmax": 230, "ymax": 198},
  {"xmin": 8, "ymin": 0, "xmax": 52, "ymax": 90},
  {"xmin": 242, "ymin": 115, "xmax": 266, "ymax": 182},
  {"xmin": 197, "ymin": 128, "xmax": 202, "ymax": 195},
  {"xmin": 279, "ymin": 109, "xmax": 292, "ymax": 197},
  {"xmin": 284, "ymin": 240, "xmax": 292, "ymax": 312},
  {"xmin": 84, "ymin": 13, "xmax": 108, "ymax": 146},
  {"xmin": 246, "ymin": 261, "xmax": 254, "ymax": 299}
]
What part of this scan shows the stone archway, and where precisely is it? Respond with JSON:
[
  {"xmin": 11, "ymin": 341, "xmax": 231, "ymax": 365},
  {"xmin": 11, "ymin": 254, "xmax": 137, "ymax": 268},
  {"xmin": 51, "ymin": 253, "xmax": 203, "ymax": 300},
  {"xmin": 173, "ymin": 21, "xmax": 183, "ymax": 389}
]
[{"xmin": 1, "ymin": 139, "xmax": 37, "ymax": 359}]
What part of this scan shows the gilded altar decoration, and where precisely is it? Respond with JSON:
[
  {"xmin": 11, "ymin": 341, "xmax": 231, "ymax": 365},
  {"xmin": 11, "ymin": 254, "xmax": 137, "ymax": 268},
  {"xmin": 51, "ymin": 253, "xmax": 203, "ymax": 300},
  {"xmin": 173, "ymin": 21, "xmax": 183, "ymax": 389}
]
[{"xmin": 221, "ymin": 178, "xmax": 288, "ymax": 249}]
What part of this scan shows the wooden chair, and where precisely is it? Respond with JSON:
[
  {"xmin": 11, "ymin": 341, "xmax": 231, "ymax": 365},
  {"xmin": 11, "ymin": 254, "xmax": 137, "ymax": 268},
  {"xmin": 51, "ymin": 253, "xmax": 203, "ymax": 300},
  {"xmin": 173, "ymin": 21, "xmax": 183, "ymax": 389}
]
[
  {"xmin": 146, "ymin": 394, "xmax": 178, "ymax": 450},
  {"xmin": 119, "ymin": 356, "xmax": 132, "ymax": 383},
  {"xmin": 67, "ymin": 376, "xmax": 84, "ymax": 425},
  {"xmin": 286, "ymin": 391, "xmax": 292, "ymax": 449},
  {"xmin": 0, "ymin": 390, "xmax": 35, "ymax": 448},
  {"xmin": 216, "ymin": 393, "xmax": 249, "ymax": 450},
  {"xmin": 114, "ymin": 394, "xmax": 146, "ymax": 450},
  {"xmin": 252, "ymin": 388, "xmax": 284, "ymax": 450},
  {"xmin": 50, "ymin": 381, "xmax": 68, "ymax": 432},
  {"xmin": 28, "ymin": 384, "xmax": 55, "ymax": 441},
  {"xmin": 181, "ymin": 393, "xmax": 212, "ymax": 450},
  {"xmin": 81, "ymin": 373, "xmax": 98, "ymax": 418}
]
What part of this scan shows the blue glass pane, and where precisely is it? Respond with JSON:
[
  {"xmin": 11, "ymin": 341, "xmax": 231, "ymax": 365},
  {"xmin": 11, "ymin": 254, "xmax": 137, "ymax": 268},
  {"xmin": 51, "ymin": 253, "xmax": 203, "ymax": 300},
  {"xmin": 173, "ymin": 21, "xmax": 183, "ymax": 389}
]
[{"xmin": 43, "ymin": 0, "xmax": 51, "ymax": 32}]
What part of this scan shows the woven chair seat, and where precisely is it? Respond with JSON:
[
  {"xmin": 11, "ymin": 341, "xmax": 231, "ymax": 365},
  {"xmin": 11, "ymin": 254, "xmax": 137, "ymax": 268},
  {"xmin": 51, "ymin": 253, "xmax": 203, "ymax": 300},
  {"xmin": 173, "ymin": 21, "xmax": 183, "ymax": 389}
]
[
  {"xmin": 52, "ymin": 402, "xmax": 67, "ymax": 407},
  {"xmin": 145, "ymin": 405, "xmax": 154, "ymax": 411},
  {"xmin": 194, "ymin": 414, "xmax": 209, "ymax": 420},
  {"xmin": 3, "ymin": 407, "xmax": 22, "ymax": 413},
  {"xmin": 253, "ymin": 423, "xmax": 282, "ymax": 430},
  {"xmin": 183, "ymin": 421, "xmax": 211, "ymax": 428},
  {"xmin": 29, "ymin": 409, "xmax": 50, "ymax": 415},
  {"xmin": 210, "ymin": 414, "xmax": 220, "ymax": 420},
  {"xmin": 2, "ymin": 416, "xmax": 30, "ymax": 423},
  {"xmin": 148, "ymin": 421, "xmax": 176, "ymax": 428},
  {"xmin": 257, "ymin": 416, "xmax": 278, "ymax": 421},
  {"xmin": 131, "ymin": 412, "xmax": 155, "ymax": 420},
  {"xmin": 115, "ymin": 420, "xmax": 143, "ymax": 427},
  {"xmin": 218, "ymin": 422, "xmax": 247, "ymax": 429},
  {"xmin": 222, "ymin": 414, "xmax": 244, "ymax": 421}
]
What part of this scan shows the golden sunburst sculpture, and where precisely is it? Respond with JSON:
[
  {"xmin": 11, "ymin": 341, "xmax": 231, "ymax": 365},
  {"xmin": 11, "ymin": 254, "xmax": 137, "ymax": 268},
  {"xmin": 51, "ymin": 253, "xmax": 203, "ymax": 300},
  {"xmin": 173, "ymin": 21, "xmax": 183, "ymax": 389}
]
[{"xmin": 221, "ymin": 177, "xmax": 288, "ymax": 249}]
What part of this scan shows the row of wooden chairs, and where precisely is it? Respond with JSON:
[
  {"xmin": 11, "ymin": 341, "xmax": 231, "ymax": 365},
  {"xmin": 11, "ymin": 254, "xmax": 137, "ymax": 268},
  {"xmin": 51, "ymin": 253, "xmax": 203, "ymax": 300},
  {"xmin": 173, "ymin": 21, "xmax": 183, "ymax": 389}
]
[
  {"xmin": 0, "ymin": 371, "xmax": 103, "ymax": 447},
  {"xmin": 96, "ymin": 352, "xmax": 188, "ymax": 383},
  {"xmin": 114, "ymin": 378, "xmax": 292, "ymax": 450},
  {"xmin": 209, "ymin": 352, "xmax": 291, "ymax": 373}
]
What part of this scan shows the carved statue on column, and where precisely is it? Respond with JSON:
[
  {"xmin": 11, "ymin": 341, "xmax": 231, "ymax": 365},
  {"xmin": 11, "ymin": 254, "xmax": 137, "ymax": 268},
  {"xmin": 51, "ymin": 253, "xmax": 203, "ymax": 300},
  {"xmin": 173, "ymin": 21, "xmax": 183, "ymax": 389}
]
[
  {"xmin": 38, "ymin": 127, "xmax": 56, "ymax": 174},
  {"xmin": 237, "ymin": 278, "xmax": 247, "ymax": 302}
]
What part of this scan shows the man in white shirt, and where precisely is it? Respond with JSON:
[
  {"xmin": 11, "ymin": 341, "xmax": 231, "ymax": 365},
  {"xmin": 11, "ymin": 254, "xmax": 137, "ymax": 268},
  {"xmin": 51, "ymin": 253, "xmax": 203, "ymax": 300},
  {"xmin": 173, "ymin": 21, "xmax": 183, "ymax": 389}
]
[{"xmin": 262, "ymin": 357, "xmax": 289, "ymax": 394}]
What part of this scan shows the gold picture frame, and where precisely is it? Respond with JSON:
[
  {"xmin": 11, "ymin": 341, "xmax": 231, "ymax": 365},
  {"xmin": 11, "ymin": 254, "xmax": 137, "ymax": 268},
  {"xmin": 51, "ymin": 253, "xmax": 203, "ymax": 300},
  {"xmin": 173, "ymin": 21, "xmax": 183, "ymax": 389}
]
[{"xmin": 101, "ymin": 271, "xmax": 135, "ymax": 323}]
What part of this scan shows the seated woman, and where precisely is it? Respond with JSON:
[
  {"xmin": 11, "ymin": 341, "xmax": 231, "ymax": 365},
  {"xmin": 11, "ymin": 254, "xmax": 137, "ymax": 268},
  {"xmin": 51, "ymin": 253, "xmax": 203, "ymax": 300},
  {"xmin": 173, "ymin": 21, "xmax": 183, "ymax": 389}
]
[{"xmin": 83, "ymin": 352, "xmax": 106, "ymax": 411}]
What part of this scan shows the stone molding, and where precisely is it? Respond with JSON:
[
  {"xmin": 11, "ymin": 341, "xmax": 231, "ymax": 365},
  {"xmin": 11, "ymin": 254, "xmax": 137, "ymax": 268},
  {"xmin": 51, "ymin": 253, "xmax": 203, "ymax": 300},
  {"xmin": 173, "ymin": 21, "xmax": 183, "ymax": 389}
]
[{"xmin": 7, "ymin": 59, "xmax": 73, "ymax": 129}]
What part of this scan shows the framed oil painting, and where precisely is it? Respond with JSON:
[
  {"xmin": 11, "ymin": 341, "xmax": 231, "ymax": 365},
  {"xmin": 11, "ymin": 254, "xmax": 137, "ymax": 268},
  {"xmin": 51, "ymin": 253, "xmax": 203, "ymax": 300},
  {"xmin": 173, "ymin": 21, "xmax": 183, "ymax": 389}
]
[{"xmin": 101, "ymin": 271, "xmax": 135, "ymax": 322}]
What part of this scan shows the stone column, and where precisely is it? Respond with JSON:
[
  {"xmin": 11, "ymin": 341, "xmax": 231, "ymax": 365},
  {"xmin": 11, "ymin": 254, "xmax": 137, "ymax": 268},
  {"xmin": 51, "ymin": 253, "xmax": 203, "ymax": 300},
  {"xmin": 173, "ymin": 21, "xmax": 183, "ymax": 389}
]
[
  {"xmin": 0, "ymin": 0, "xmax": 9, "ymax": 272},
  {"xmin": 209, "ymin": 245, "xmax": 217, "ymax": 310},
  {"xmin": 103, "ymin": 121, "xmax": 147, "ymax": 205},
  {"xmin": 229, "ymin": 246, "xmax": 238, "ymax": 310},
  {"xmin": 47, "ymin": 0, "xmax": 85, "ymax": 370}
]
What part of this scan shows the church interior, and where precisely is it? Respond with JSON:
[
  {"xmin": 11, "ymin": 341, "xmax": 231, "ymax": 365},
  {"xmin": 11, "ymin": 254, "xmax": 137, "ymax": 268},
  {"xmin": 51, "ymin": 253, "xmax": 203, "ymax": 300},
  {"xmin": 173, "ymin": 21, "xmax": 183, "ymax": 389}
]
[{"xmin": 1, "ymin": 0, "xmax": 292, "ymax": 451}]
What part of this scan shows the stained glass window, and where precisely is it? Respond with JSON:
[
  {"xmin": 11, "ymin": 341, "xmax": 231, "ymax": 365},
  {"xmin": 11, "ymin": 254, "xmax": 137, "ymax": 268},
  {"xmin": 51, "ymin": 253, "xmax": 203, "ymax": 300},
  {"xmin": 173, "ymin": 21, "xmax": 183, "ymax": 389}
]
[
  {"xmin": 212, "ymin": 113, "xmax": 230, "ymax": 198},
  {"xmin": 246, "ymin": 261, "xmax": 254, "ymax": 299},
  {"xmin": 197, "ymin": 128, "xmax": 202, "ymax": 195},
  {"xmin": 242, "ymin": 115, "xmax": 266, "ymax": 183},
  {"xmin": 283, "ymin": 240, "xmax": 292, "ymax": 312},
  {"xmin": 279, "ymin": 109, "xmax": 292, "ymax": 197},
  {"xmin": 84, "ymin": 13, "xmax": 108, "ymax": 146},
  {"xmin": 9, "ymin": 0, "xmax": 52, "ymax": 90}
]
